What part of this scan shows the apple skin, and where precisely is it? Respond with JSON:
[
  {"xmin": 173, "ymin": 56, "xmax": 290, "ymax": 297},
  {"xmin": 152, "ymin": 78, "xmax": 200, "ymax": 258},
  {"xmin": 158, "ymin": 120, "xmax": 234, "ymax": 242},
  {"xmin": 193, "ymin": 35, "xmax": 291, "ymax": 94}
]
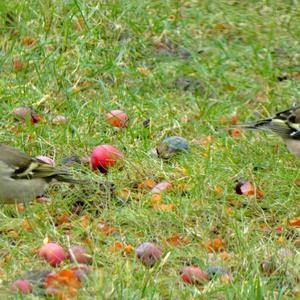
[
  {"xmin": 39, "ymin": 243, "xmax": 66, "ymax": 267},
  {"xmin": 180, "ymin": 266, "xmax": 209, "ymax": 285},
  {"xmin": 91, "ymin": 145, "xmax": 124, "ymax": 173},
  {"xmin": 107, "ymin": 110, "xmax": 129, "ymax": 128},
  {"xmin": 135, "ymin": 242, "xmax": 162, "ymax": 267},
  {"xmin": 11, "ymin": 279, "xmax": 32, "ymax": 294},
  {"xmin": 68, "ymin": 246, "xmax": 92, "ymax": 264}
]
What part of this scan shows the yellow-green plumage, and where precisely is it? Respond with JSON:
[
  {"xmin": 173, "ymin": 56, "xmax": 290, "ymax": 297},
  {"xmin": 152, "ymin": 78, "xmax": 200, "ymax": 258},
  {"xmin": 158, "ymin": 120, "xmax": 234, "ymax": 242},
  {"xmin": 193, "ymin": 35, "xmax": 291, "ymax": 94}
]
[
  {"xmin": 233, "ymin": 105, "xmax": 300, "ymax": 157},
  {"xmin": 0, "ymin": 144, "xmax": 83, "ymax": 204}
]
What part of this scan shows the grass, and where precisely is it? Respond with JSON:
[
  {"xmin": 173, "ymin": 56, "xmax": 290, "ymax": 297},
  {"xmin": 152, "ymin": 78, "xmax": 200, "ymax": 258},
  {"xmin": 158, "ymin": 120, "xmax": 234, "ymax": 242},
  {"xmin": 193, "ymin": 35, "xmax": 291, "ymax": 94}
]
[{"xmin": 0, "ymin": 0, "xmax": 300, "ymax": 298}]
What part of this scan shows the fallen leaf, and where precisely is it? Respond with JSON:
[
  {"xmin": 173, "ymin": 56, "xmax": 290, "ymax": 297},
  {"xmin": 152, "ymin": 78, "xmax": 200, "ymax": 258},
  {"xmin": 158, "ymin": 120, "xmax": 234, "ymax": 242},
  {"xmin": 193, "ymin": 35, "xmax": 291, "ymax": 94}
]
[
  {"xmin": 117, "ymin": 188, "xmax": 131, "ymax": 200},
  {"xmin": 75, "ymin": 17, "xmax": 86, "ymax": 32},
  {"xmin": 206, "ymin": 239, "xmax": 225, "ymax": 253},
  {"xmin": 193, "ymin": 136, "xmax": 214, "ymax": 147},
  {"xmin": 13, "ymin": 57, "xmax": 23, "ymax": 72},
  {"xmin": 21, "ymin": 220, "xmax": 33, "ymax": 232},
  {"xmin": 277, "ymin": 236, "xmax": 285, "ymax": 245},
  {"xmin": 97, "ymin": 222, "xmax": 118, "ymax": 235},
  {"xmin": 231, "ymin": 128, "xmax": 241, "ymax": 138},
  {"xmin": 153, "ymin": 203, "xmax": 175, "ymax": 211},
  {"xmin": 137, "ymin": 66, "xmax": 151, "ymax": 76},
  {"xmin": 151, "ymin": 194, "xmax": 162, "ymax": 205},
  {"xmin": 109, "ymin": 240, "xmax": 124, "ymax": 253},
  {"xmin": 165, "ymin": 234, "xmax": 188, "ymax": 246},
  {"xmin": 22, "ymin": 37, "xmax": 36, "ymax": 46},
  {"xmin": 214, "ymin": 23, "xmax": 228, "ymax": 31},
  {"xmin": 137, "ymin": 179, "xmax": 156, "ymax": 190},
  {"xmin": 124, "ymin": 245, "xmax": 134, "ymax": 254},
  {"xmin": 56, "ymin": 215, "xmax": 71, "ymax": 227},
  {"xmin": 225, "ymin": 207, "xmax": 234, "ymax": 217},
  {"xmin": 45, "ymin": 269, "xmax": 82, "ymax": 300},
  {"xmin": 175, "ymin": 183, "xmax": 192, "ymax": 193},
  {"xmin": 79, "ymin": 215, "xmax": 90, "ymax": 228},
  {"xmin": 220, "ymin": 273, "xmax": 233, "ymax": 283},
  {"xmin": 214, "ymin": 186, "xmax": 224, "ymax": 195},
  {"xmin": 220, "ymin": 251, "xmax": 232, "ymax": 261}
]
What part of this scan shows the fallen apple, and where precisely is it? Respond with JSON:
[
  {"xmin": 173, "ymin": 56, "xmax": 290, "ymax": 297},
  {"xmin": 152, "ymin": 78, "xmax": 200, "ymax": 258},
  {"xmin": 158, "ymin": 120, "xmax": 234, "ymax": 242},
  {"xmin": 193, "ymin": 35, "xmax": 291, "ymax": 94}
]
[
  {"xmin": 180, "ymin": 266, "xmax": 208, "ymax": 285},
  {"xmin": 91, "ymin": 145, "xmax": 124, "ymax": 173},
  {"xmin": 39, "ymin": 242, "xmax": 66, "ymax": 267},
  {"xmin": 136, "ymin": 242, "xmax": 162, "ymax": 267},
  {"xmin": 107, "ymin": 109, "xmax": 129, "ymax": 128},
  {"xmin": 11, "ymin": 279, "xmax": 32, "ymax": 294},
  {"xmin": 68, "ymin": 246, "xmax": 92, "ymax": 264}
]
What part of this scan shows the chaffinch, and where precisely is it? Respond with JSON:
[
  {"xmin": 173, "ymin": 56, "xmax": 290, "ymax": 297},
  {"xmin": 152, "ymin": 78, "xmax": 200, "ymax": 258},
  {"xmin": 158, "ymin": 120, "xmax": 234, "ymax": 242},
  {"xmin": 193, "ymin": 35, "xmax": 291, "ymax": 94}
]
[
  {"xmin": 233, "ymin": 105, "xmax": 300, "ymax": 157},
  {"xmin": 0, "ymin": 144, "xmax": 83, "ymax": 204}
]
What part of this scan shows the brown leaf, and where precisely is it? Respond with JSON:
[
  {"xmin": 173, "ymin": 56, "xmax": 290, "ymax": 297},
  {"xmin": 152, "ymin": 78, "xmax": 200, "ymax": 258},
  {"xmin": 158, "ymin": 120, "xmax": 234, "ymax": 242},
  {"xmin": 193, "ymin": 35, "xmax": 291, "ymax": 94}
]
[
  {"xmin": 151, "ymin": 194, "xmax": 162, "ymax": 205},
  {"xmin": 22, "ymin": 37, "xmax": 36, "ymax": 46},
  {"xmin": 153, "ymin": 203, "xmax": 175, "ymax": 211},
  {"xmin": 137, "ymin": 179, "xmax": 156, "ymax": 190},
  {"xmin": 45, "ymin": 269, "xmax": 82, "ymax": 300},
  {"xmin": 214, "ymin": 186, "xmax": 224, "ymax": 195},
  {"xmin": 220, "ymin": 251, "xmax": 232, "ymax": 261},
  {"xmin": 13, "ymin": 57, "xmax": 23, "ymax": 72},
  {"xmin": 165, "ymin": 234, "xmax": 189, "ymax": 246},
  {"xmin": 21, "ymin": 220, "xmax": 33, "ymax": 232},
  {"xmin": 97, "ymin": 222, "xmax": 118, "ymax": 235},
  {"xmin": 109, "ymin": 240, "xmax": 124, "ymax": 253},
  {"xmin": 56, "ymin": 215, "xmax": 71, "ymax": 227},
  {"xmin": 206, "ymin": 239, "xmax": 225, "ymax": 253},
  {"xmin": 79, "ymin": 215, "xmax": 90, "ymax": 228},
  {"xmin": 214, "ymin": 23, "xmax": 228, "ymax": 31},
  {"xmin": 193, "ymin": 136, "xmax": 214, "ymax": 147},
  {"xmin": 231, "ymin": 128, "xmax": 241, "ymax": 138}
]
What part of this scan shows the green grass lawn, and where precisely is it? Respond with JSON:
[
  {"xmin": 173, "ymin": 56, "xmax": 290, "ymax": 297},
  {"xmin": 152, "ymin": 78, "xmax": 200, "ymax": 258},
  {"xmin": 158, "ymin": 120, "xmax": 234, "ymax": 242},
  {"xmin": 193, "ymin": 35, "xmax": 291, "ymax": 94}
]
[{"xmin": 1, "ymin": 0, "xmax": 300, "ymax": 299}]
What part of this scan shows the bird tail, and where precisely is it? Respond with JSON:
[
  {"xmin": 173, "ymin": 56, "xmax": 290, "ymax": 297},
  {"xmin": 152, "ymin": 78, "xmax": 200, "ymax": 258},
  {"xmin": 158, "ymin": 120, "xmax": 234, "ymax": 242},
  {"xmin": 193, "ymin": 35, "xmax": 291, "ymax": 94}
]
[
  {"xmin": 26, "ymin": 163, "xmax": 88, "ymax": 184},
  {"xmin": 225, "ymin": 119, "xmax": 273, "ymax": 131},
  {"xmin": 54, "ymin": 175, "xmax": 89, "ymax": 184}
]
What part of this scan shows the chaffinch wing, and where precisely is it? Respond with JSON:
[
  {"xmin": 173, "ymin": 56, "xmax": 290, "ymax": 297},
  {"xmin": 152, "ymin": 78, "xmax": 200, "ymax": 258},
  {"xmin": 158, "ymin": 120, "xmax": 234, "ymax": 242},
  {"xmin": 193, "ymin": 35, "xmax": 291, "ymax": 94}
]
[{"xmin": 232, "ymin": 105, "xmax": 300, "ymax": 157}]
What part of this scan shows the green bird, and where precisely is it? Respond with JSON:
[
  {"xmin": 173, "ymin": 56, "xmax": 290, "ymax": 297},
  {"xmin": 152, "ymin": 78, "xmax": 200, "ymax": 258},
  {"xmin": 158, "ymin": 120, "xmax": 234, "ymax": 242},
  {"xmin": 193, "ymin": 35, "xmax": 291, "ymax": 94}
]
[
  {"xmin": 232, "ymin": 105, "xmax": 300, "ymax": 157},
  {"xmin": 0, "ymin": 144, "xmax": 84, "ymax": 204}
]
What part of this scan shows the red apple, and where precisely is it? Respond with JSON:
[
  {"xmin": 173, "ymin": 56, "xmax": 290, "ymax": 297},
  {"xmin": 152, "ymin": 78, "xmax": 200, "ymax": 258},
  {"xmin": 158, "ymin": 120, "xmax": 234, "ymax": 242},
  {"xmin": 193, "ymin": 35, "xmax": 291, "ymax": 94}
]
[
  {"xmin": 180, "ymin": 266, "xmax": 209, "ymax": 285},
  {"xmin": 11, "ymin": 279, "xmax": 32, "ymax": 294},
  {"xmin": 91, "ymin": 145, "xmax": 124, "ymax": 173},
  {"xmin": 107, "ymin": 109, "xmax": 128, "ymax": 128},
  {"xmin": 68, "ymin": 246, "xmax": 92, "ymax": 264},
  {"xmin": 136, "ymin": 242, "xmax": 162, "ymax": 267},
  {"xmin": 39, "ymin": 243, "xmax": 66, "ymax": 267}
]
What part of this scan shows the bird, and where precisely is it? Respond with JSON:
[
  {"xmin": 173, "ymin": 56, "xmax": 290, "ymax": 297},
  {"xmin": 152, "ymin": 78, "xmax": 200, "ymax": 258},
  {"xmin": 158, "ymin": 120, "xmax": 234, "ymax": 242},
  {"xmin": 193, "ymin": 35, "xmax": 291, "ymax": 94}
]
[
  {"xmin": 0, "ymin": 144, "xmax": 84, "ymax": 204},
  {"xmin": 231, "ymin": 105, "xmax": 300, "ymax": 158}
]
